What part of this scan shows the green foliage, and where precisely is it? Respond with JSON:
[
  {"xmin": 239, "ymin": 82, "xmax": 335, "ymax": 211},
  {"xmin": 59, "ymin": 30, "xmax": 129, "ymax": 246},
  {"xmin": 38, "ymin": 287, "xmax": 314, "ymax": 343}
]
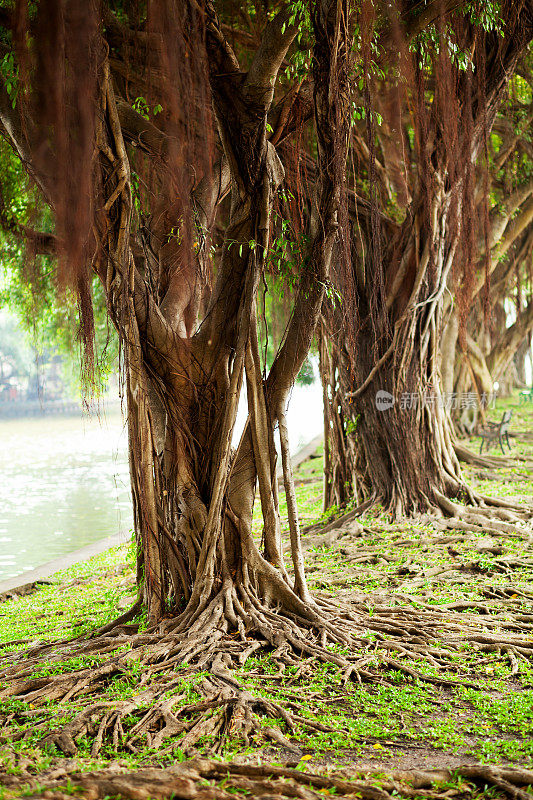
[
  {"xmin": 410, "ymin": 24, "xmax": 472, "ymax": 72},
  {"xmin": 0, "ymin": 138, "xmax": 119, "ymax": 397},
  {"xmin": 267, "ymin": 191, "xmax": 309, "ymax": 288},
  {"xmin": 351, "ymin": 103, "xmax": 383, "ymax": 126},
  {"xmin": 281, "ymin": 0, "xmax": 311, "ymax": 82},
  {"xmin": 408, "ymin": 3, "xmax": 503, "ymax": 74},
  {"xmin": 345, "ymin": 414, "xmax": 358, "ymax": 436},
  {"xmin": 0, "ymin": 51, "xmax": 18, "ymax": 109},
  {"xmin": 132, "ymin": 96, "xmax": 163, "ymax": 120},
  {"xmin": 0, "ymin": 546, "xmax": 135, "ymax": 647},
  {"xmin": 464, "ymin": 0, "xmax": 503, "ymax": 34}
]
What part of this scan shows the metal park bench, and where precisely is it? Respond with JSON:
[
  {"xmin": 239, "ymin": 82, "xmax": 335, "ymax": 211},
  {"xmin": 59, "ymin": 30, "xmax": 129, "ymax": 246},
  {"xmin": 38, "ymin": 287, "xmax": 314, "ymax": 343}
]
[
  {"xmin": 519, "ymin": 387, "xmax": 533, "ymax": 404},
  {"xmin": 479, "ymin": 410, "xmax": 512, "ymax": 455}
]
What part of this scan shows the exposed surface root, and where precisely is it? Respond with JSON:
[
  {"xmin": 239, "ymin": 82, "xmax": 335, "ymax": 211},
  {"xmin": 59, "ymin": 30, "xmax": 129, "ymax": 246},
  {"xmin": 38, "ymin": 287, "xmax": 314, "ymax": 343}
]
[
  {"xmin": 1, "ymin": 438, "xmax": 532, "ymax": 764},
  {"xmin": 304, "ymin": 486, "xmax": 532, "ymax": 538},
  {"xmin": 455, "ymin": 442, "xmax": 514, "ymax": 469},
  {"xmin": 2, "ymin": 566, "xmax": 533, "ymax": 761},
  {"xmin": 3, "ymin": 758, "xmax": 533, "ymax": 799},
  {"xmin": 0, "ymin": 580, "xmax": 52, "ymax": 604}
]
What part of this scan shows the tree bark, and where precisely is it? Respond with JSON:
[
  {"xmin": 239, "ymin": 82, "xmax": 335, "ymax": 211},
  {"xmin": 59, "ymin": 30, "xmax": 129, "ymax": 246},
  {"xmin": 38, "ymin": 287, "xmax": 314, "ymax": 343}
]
[
  {"xmin": 323, "ymin": 190, "xmax": 465, "ymax": 516},
  {"xmin": 91, "ymin": 0, "xmax": 351, "ymax": 633},
  {"xmin": 321, "ymin": 4, "xmax": 533, "ymax": 515}
]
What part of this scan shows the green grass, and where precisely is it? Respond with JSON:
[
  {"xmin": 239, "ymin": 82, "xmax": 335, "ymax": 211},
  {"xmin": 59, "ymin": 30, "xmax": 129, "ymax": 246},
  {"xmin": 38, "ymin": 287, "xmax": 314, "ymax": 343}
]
[
  {"xmin": 0, "ymin": 545, "xmax": 138, "ymax": 651},
  {"xmin": 0, "ymin": 395, "xmax": 532, "ymax": 794}
]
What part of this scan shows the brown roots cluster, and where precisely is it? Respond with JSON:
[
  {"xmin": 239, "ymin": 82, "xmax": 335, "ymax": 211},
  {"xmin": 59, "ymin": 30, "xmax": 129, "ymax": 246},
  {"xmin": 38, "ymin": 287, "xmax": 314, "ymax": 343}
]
[
  {"xmin": 1, "ymin": 462, "xmax": 532, "ymax": 769},
  {"xmin": 2, "ymin": 537, "xmax": 533, "ymax": 764},
  {"xmin": 3, "ymin": 757, "xmax": 533, "ymax": 800}
]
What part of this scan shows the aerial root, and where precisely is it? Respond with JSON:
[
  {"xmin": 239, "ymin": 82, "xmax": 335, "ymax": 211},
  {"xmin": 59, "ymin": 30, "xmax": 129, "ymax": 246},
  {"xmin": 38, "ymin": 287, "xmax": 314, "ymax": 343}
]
[
  {"xmin": 4, "ymin": 759, "xmax": 533, "ymax": 800},
  {"xmin": 92, "ymin": 598, "xmax": 143, "ymax": 637}
]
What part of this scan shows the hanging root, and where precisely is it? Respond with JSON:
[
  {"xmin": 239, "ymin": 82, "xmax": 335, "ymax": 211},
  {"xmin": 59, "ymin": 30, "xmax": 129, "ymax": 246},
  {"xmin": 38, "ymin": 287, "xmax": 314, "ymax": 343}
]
[{"xmin": 3, "ymin": 757, "xmax": 533, "ymax": 799}]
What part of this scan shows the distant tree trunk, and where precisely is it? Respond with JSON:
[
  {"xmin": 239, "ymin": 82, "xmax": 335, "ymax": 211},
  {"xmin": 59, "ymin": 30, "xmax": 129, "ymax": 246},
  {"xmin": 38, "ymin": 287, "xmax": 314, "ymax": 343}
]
[
  {"xmin": 323, "ymin": 190, "xmax": 464, "ymax": 516},
  {"xmin": 515, "ymin": 336, "xmax": 530, "ymax": 387},
  {"xmin": 487, "ymin": 299, "xmax": 533, "ymax": 386},
  {"xmin": 319, "ymin": 324, "xmax": 361, "ymax": 510},
  {"xmin": 321, "ymin": 5, "xmax": 533, "ymax": 515},
  {"xmin": 451, "ymin": 297, "xmax": 533, "ymax": 416}
]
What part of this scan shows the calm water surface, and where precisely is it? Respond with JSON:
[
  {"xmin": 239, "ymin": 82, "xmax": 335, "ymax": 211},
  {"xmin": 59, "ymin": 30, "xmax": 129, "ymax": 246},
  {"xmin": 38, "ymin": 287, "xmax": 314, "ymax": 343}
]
[
  {"xmin": 0, "ymin": 381, "xmax": 323, "ymax": 582},
  {"xmin": 0, "ymin": 410, "xmax": 132, "ymax": 581}
]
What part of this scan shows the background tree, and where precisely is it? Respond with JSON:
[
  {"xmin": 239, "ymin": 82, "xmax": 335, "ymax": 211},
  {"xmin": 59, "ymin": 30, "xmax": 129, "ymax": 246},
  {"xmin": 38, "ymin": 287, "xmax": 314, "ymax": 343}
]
[
  {"xmin": 443, "ymin": 65, "xmax": 533, "ymax": 424},
  {"xmin": 319, "ymin": 2, "xmax": 533, "ymax": 515}
]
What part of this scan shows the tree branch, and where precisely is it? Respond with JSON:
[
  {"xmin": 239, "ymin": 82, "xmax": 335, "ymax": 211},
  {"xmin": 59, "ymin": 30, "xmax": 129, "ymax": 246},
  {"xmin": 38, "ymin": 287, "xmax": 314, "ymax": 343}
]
[
  {"xmin": 205, "ymin": 0, "xmax": 241, "ymax": 77},
  {"xmin": 487, "ymin": 299, "xmax": 533, "ymax": 379},
  {"xmin": 472, "ymin": 186, "xmax": 533, "ymax": 303},
  {"xmin": 243, "ymin": 7, "xmax": 298, "ymax": 102},
  {"xmin": 497, "ymin": 194, "xmax": 533, "ymax": 259},
  {"xmin": 116, "ymin": 99, "xmax": 170, "ymax": 160},
  {"xmin": 485, "ymin": 178, "xmax": 533, "ymax": 252},
  {"xmin": 0, "ymin": 183, "xmax": 56, "ymax": 254}
]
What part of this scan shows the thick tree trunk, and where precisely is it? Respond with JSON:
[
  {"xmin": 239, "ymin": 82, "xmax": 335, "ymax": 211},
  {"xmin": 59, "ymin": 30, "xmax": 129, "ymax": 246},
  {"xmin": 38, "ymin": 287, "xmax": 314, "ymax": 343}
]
[
  {"xmin": 322, "ymin": 194, "xmax": 465, "ymax": 517},
  {"xmin": 92, "ymin": 1, "xmax": 352, "ymax": 632}
]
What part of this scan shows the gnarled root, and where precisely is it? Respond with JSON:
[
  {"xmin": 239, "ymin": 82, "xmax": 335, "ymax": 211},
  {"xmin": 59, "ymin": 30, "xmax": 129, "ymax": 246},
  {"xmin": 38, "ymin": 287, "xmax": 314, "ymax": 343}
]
[
  {"xmin": 2, "ymin": 566, "xmax": 533, "ymax": 761},
  {"xmin": 4, "ymin": 758, "xmax": 533, "ymax": 800}
]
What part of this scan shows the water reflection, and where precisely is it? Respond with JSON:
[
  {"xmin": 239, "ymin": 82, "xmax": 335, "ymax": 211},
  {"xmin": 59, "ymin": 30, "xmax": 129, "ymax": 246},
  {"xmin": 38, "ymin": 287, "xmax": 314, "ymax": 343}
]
[
  {"xmin": 0, "ymin": 409, "xmax": 132, "ymax": 581},
  {"xmin": 0, "ymin": 380, "xmax": 324, "ymax": 582}
]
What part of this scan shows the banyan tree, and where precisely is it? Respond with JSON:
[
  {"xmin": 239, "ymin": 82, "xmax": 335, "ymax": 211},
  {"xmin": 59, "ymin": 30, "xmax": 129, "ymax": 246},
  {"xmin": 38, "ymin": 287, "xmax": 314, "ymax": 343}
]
[
  {"xmin": 0, "ymin": 0, "xmax": 356, "ymax": 631},
  {"xmin": 319, "ymin": 0, "xmax": 533, "ymax": 515},
  {"xmin": 1, "ymin": 0, "xmax": 532, "ymax": 760}
]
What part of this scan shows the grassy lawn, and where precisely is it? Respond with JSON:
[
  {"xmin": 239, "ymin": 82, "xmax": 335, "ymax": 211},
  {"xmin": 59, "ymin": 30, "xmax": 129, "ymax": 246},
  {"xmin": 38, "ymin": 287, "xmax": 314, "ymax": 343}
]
[{"xmin": 0, "ymin": 395, "xmax": 532, "ymax": 797}]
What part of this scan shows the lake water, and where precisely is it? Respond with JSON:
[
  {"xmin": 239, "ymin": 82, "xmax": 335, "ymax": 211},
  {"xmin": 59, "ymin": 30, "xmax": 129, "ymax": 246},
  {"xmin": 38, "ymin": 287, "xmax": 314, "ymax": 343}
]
[
  {"xmin": 0, "ymin": 382, "xmax": 323, "ymax": 582},
  {"xmin": 0, "ymin": 409, "xmax": 133, "ymax": 581}
]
